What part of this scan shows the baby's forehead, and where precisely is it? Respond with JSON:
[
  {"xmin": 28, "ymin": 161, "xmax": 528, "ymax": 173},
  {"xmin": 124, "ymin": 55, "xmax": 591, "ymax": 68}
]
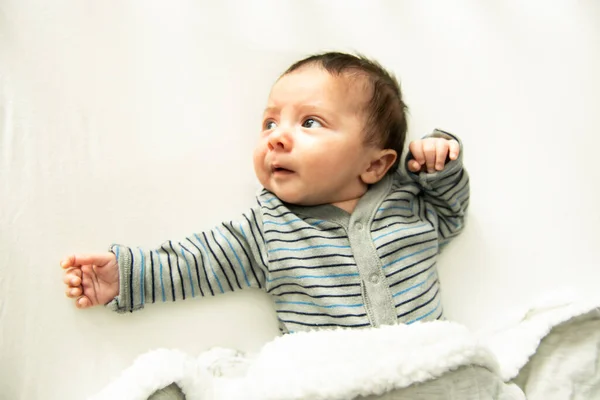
[{"xmin": 269, "ymin": 66, "xmax": 372, "ymax": 112}]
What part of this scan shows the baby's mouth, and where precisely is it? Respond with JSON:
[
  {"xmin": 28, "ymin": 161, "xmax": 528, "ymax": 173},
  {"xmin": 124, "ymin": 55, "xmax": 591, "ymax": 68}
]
[{"xmin": 272, "ymin": 166, "xmax": 294, "ymax": 174}]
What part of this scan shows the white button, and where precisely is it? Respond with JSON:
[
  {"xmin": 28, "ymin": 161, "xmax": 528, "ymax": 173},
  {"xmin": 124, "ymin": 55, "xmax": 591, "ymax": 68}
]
[
  {"xmin": 355, "ymin": 222, "xmax": 363, "ymax": 231},
  {"xmin": 370, "ymin": 274, "xmax": 379, "ymax": 284}
]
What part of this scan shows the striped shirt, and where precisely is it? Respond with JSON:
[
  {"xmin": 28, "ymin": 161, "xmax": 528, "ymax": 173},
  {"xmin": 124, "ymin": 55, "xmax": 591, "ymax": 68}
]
[{"xmin": 107, "ymin": 131, "xmax": 469, "ymax": 333}]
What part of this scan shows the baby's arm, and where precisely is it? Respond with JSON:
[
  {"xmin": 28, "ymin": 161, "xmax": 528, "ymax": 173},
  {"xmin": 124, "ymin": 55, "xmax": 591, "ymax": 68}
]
[
  {"xmin": 62, "ymin": 208, "xmax": 268, "ymax": 312},
  {"xmin": 406, "ymin": 129, "xmax": 470, "ymax": 244}
]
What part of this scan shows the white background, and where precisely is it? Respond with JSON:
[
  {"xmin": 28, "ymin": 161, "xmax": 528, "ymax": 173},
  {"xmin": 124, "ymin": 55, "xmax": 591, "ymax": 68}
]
[{"xmin": 1, "ymin": 1, "xmax": 599, "ymax": 398}]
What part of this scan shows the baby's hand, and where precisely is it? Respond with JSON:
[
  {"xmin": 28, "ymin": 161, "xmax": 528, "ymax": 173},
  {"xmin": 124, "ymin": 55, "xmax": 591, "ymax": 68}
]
[
  {"xmin": 61, "ymin": 253, "xmax": 120, "ymax": 309},
  {"xmin": 408, "ymin": 138, "xmax": 460, "ymax": 173}
]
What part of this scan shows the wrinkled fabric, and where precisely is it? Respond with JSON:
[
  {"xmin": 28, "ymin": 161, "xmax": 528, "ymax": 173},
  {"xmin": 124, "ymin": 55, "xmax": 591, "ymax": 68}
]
[
  {"xmin": 91, "ymin": 300, "xmax": 600, "ymax": 400},
  {"xmin": 511, "ymin": 311, "xmax": 600, "ymax": 399}
]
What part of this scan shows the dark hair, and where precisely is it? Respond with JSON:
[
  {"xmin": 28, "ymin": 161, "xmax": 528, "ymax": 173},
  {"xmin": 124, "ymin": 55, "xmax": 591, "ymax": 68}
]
[{"xmin": 283, "ymin": 52, "xmax": 408, "ymax": 174}]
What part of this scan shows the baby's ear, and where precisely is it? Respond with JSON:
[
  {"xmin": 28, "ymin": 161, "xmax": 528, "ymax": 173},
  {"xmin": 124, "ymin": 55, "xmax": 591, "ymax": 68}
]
[{"xmin": 361, "ymin": 149, "xmax": 397, "ymax": 184}]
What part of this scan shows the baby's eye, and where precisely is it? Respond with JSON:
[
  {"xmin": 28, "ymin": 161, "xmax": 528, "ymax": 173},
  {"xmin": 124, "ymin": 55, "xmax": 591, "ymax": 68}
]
[
  {"xmin": 264, "ymin": 120, "xmax": 277, "ymax": 130},
  {"xmin": 302, "ymin": 118, "xmax": 322, "ymax": 128}
]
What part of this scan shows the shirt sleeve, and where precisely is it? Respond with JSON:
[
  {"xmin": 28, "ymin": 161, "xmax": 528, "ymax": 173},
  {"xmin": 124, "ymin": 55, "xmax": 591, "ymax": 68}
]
[
  {"xmin": 406, "ymin": 129, "xmax": 470, "ymax": 246},
  {"xmin": 105, "ymin": 206, "xmax": 269, "ymax": 313}
]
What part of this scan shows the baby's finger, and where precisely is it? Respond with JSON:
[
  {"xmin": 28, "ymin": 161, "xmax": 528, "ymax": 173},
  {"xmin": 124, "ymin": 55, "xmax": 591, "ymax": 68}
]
[
  {"xmin": 61, "ymin": 253, "xmax": 109, "ymax": 269},
  {"xmin": 423, "ymin": 139, "xmax": 436, "ymax": 173},
  {"xmin": 60, "ymin": 255, "xmax": 93, "ymax": 269},
  {"xmin": 448, "ymin": 140, "xmax": 460, "ymax": 160},
  {"xmin": 409, "ymin": 141, "xmax": 426, "ymax": 167},
  {"xmin": 63, "ymin": 267, "xmax": 82, "ymax": 280},
  {"xmin": 435, "ymin": 140, "xmax": 450, "ymax": 171},
  {"xmin": 65, "ymin": 286, "xmax": 82, "ymax": 298},
  {"xmin": 60, "ymin": 255, "xmax": 75, "ymax": 269},
  {"xmin": 407, "ymin": 159, "xmax": 422, "ymax": 173},
  {"xmin": 76, "ymin": 296, "xmax": 92, "ymax": 309},
  {"xmin": 63, "ymin": 273, "xmax": 82, "ymax": 287}
]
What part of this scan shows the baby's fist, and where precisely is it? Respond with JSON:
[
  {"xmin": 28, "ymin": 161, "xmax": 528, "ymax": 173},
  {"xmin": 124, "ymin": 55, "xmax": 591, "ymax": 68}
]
[
  {"xmin": 61, "ymin": 253, "xmax": 119, "ymax": 309},
  {"xmin": 408, "ymin": 138, "xmax": 459, "ymax": 173}
]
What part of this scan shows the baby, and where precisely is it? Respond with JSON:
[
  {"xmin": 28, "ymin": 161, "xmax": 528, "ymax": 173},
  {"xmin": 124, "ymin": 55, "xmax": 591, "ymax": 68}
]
[{"xmin": 62, "ymin": 52, "xmax": 469, "ymax": 334}]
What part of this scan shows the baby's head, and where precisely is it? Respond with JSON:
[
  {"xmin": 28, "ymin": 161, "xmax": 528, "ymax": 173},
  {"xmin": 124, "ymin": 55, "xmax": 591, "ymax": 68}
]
[{"xmin": 253, "ymin": 52, "xmax": 408, "ymax": 207}]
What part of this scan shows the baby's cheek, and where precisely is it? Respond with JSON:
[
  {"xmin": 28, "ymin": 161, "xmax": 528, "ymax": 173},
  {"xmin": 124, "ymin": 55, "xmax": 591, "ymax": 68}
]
[
  {"xmin": 252, "ymin": 146, "xmax": 269, "ymax": 182},
  {"xmin": 312, "ymin": 146, "xmax": 347, "ymax": 170},
  {"xmin": 252, "ymin": 143, "xmax": 266, "ymax": 164}
]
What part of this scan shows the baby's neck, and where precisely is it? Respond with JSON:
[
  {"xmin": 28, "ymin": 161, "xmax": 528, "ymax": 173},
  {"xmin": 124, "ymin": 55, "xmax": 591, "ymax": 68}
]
[{"xmin": 331, "ymin": 197, "xmax": 361, "ymax": 214}]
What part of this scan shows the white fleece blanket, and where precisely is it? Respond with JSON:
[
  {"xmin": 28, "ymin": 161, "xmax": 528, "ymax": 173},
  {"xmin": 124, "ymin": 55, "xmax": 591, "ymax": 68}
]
[{"xmin": 90, "ymin": 299, "xmax": 600, "ymax": 400}]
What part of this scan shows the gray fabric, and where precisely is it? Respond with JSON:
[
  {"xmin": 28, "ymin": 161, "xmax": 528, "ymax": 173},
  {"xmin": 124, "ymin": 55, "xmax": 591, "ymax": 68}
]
[
  {"xmin": 144, "ymin": 367, "xmax": 527, "ymax": 400},
  {"xmin": 360, "ymin": 366, "xmax": 525, "ymax": 400},
  {"xmin": 511, "ymin": 310, "xmax": 600, "ymax": 399},
  {"xmin": 302, "ymin": 172, "xmax": 399, "ymax": 327},
  {"xmin": 147, "ymin": 383, "xmax": 186, "ymax": 400}
]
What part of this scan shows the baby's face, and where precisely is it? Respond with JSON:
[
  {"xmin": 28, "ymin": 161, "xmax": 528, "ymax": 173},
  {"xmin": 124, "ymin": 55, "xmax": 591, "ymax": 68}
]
[{"xmin": 253, "ymin": 66, "xmax": 377, "ymax": 206}]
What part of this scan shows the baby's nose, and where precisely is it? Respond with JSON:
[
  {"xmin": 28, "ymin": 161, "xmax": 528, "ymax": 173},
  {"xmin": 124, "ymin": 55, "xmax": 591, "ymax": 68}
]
[{"xmin": 268, "ymin": 129, "xmax": 293, "ymax": 151}]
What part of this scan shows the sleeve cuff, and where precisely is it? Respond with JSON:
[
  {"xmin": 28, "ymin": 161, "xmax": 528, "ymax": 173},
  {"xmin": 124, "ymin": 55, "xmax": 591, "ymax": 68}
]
[{"xmin": 104, "ymin": 244, "xmax": 139, "ymax": 313}]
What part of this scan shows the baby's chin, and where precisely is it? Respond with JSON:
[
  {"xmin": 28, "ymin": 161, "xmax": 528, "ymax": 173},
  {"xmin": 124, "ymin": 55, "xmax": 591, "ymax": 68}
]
[
  {"xmin": 257, "ymin": 175, "xmax": 333, "ymax": 206},
  {"xmin": 268, "ymin": 188, "xmax": 327, "ymax": 206}
]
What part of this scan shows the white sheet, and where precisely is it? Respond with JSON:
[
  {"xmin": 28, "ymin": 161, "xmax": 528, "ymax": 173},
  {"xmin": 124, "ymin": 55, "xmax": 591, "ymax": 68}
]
[{"xmin": 1, "ymin": 1, "xmax": 600, "ymax": 398}]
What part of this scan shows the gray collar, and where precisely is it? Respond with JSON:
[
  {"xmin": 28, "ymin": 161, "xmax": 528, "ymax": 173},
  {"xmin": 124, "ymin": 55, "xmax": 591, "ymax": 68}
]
[{"xmin": 286, "ymin": 175, "xmax": 393, "ymax": 229}]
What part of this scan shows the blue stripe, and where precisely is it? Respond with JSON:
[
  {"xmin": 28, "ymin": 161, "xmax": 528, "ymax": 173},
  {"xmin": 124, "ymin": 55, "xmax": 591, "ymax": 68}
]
[
  {"xmin": 382, "ymin": 246, "xmax": 437, "ymax": 269},
  {"xmin": 268, "ymin": 244, "xmax": 351, "ymax": 253},
  {"xmin": 193, "ymin": 234, "xmax": 224, "ymax": 294},
  {"xmin": 264, "ymin": 197, "xmax": 278, "ymax": 203},
  {"xmin": 373, "ymin": 223, "xmax": 428, "ymax": 241},
  {"xmin": 216, "ymin": 227, "xmax": 251, "ymax": 287},
  {"xmin": 392, "ymin": 270, "xmax": 435, "ymax": 298},
  {"xmin": 268, "ymin": 272, "xmax": 359, "ymax": 282},
  {"xmin": 179, "ymin": 249, "xmax": 195, "ymax": 298},
  {"xmin": 378, "ymin": 206, "xmax": 411, "ymax": 211},
  {"xmin": 264, "ymin": 218, "xmax": 301, "ymax": 226},
  {"xmin": 155, "ymin": 250, "xmax": 166, "ymax": 302},
  {"xmin": 239, "ymin": 223, "xmax": 247, "ymax": 239},
  {"xmin": 447, "ymin": 218, "xmax": 460, "ymax": 228},
  {"xmin": 275, "ymin": 300, "xmax": 363, "ymax": 309},
  {"xmin": 138, "ymin": 248, "xmax": 145, "ymax": 305},
  {"xmin": 406, "ymin": 299, "xmax": 441, "ymax": 324},
  {"xmin": 310, "ymin": 220, "xmax": 325, "ymax": 226}
]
